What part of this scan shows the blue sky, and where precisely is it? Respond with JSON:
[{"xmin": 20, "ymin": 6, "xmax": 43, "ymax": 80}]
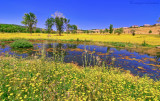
[{"xmin": 0, "ymin": 0, "xmax": 160, "ymax": 30}]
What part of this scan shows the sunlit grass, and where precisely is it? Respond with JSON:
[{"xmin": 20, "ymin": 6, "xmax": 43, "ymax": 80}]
[
  {"xmin": 0, "ymin": 33, "xmax": 160, "ymax": 45},
  {"xmin": 0, "ymin": 57, "xmax": 160, "ymax": 100}
]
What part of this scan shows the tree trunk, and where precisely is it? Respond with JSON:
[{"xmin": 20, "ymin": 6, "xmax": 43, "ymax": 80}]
[
  {"xmin": 29, "ymin": 26, "xmax": 32, "ymax": 35},
  {"xmin": 30, "ymin": 28, "xmax": 32, "ymax": 35},
  {"xmin": 59, "ymin": 31, "xmax": 61, "ymax": 36}
]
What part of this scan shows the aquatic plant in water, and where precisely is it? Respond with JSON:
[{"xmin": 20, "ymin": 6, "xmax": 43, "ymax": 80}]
[{"xmin": 11, "ymin": 39, "xmax": 33, "ymax": 48}]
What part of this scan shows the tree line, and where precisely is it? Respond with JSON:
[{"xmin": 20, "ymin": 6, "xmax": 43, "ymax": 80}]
[
  {"xmin": 21, "ymin": 12, "xmax": 77, "ymax": 35},
  {"xmin": 1, "ymin": 12, "xmax": 159, "ymax": 36},
  {"xmin": 0, "ymin": 11, "xmax": 78, "ymax": 35},
  {"xmin": 0, "ymin": 24, "xmax": 28, "ymax": 33}
]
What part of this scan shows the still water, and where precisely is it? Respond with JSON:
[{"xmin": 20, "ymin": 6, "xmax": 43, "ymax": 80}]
[{"xmin": 0, "ymin": 42, "xmax": 160, "ymax": 80}]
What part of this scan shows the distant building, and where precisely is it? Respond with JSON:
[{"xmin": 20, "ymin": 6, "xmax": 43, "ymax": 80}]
[
  {"xmin": 143, "ymin": 24, "xmax": 150, "ymax": 27},
  {"xmin": 77, "ymin": 29, "xmax": 83, "ymax": 33},
  {"xmin": 122, "ymin": 27, "xmax": 129, "ymax": 29},
  {"xmin": 154, "ymin": 23, "xmax": 160, "ymax": 26},
  {"xmin": 90, "ymin": 29, "xmax": 100, "ymax": 33},
  {"xmin": 131, "ymin": 25, "xmax": 139, "ymax": 28}
]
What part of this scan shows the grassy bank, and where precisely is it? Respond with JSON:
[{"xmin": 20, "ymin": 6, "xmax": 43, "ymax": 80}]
[
  {"xmin": 0, "ymin": 33, "xmax": 160, "ymax": 46},
  {"xmin": 0, "ymin": 57, "xmax": 160, "ymax": 100}
]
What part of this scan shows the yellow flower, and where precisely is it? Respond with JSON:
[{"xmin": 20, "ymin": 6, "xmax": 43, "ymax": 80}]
[
  {"xmin": 35, "ymin": 95, "xmax": 38, "ymax": 97},
  {"xmin": 0, "ymin": 92, "xmax": 3, "ymax": 96},
  {"xmin": 10, "ymin": 93, "xmax": 13, "ymax": 96},
  {"xmin": 24, "ymin": 95, "xmax": 27, "ymax": 98}
]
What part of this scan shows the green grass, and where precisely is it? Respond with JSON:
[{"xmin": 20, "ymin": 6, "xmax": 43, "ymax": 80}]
[
  {"xmin": 0, "ymin": 42, "xmax": 5, "ymax": 46},
  {"xmin": 107, "ymin": 42, "xmax": 134, "ymax": 47},
  {"xmin": 0, "ymin": 38, "xmax": 157, "ymax": 48},
  {"xmin": 10, "ymin": 39, "xmax": 33, "ymax": 48},
  {"xmin": 0, "ymin": 57, "xmax": 159, "ymax": 100}
]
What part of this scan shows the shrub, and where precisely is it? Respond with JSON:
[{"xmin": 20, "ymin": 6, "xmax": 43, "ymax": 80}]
[
  {"xmin": 11, "ymin": 39, "xmax": 33, "ymax": 48},
  {"xmin": 36, "ymin": 28, "xmax": 41, "ymax": 33},
  {"xmin": 77, "ymin": 38, "xmax": 80, "ymax": 41},
  {"xmin": 149, "ymin": 30, "xmax": 152, "ymax": 34},
  {"xmin": 0, "ymin": 42, "xmax": 5, "ymax": 46},
  {"xmin": 131, "ymin": 30, "xmax": 136, "ymax": 36},
  {"xmin": 114, "ymin": 28, "xmax": 124, "ymax": 35},
  {"xmin": 132, "ymin": 32, "xmax": 135, "ymax": 36}
]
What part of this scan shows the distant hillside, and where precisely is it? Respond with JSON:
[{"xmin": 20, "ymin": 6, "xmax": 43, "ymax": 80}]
[
  {"xmin": 0, "ymin": 24, "xmax": 44, "ymax": 33},
  {"xmin": 123, "ymin": 26, "xmax": 160, "ymax": 34}
]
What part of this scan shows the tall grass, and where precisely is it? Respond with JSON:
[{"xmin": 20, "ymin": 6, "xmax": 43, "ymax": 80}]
[{"xmin": 0, "ymin": 56, "xmax": 160, "ymax": 100}]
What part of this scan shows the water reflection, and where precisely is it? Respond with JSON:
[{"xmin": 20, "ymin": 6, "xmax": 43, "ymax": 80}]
[{"xmin": 0, "ymin": 43, "xmax": 160, "ymax": 80}]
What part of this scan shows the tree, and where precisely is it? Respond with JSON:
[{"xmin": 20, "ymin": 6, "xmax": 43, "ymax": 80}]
[
  {"xmin": 21, "ymin": 12, "xmax": 37, "ymax": 35},
  {"xmin": 105, "ymin": 28, "xmax": 108, "ymax": 33},
  {"xmin": 130, "ymin": 29, "xmax": 136, "ymax": 36},
  {"xmin": 36, "ymin": 28, "xmax": 41, "ymax": 33},
  {"xmin": 69, "ymin": 25, "xmax": 77, "ymax": 33},
  {"xmin": 64, "ymin": 19, "xmax": 70, "ymax": 34},
  {"xmin": 45, "ymin": 17, "xmax": 54, "ymax": 34},
  {"xmin": 100, "ymin": 29, "xmax": 103, "ymax": 34},
  {"xmin": 114, "ymin": 28, "xmax": 123, "ymax": 35},
  {"xmin": 149, "ymin": 30, "xmax": 152, "ymax": 34},
  {"xmin": 109, "ymin": 24, "xmax": 113, "ymax": 34},
  {"xmin": 51, "ymin": 11, "xmax": 67, "ymax": 36}
]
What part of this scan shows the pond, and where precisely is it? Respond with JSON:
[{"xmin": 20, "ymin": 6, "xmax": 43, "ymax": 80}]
[{"xmin": 0, "ymin": 42, "xmax": 160, "ymax": 80}]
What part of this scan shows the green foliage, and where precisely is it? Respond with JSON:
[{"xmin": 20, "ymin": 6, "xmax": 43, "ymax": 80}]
[
  {"xmin": 0, "ymin": 24, "xmax": 27, "ymax": 33},
  {"xmin": 11, "ymin": 39, "xmax": 33, "ymax": 48},
  {"xmin": 141, "ymin": 40, "xmax": 149, "ymax": 46},
  {"xmin": 100, "ymin": 29, "xmax": 103, "ymax": 34},
  {"xmin": 114, "ymin": 28, "xmax": 124, "ymax": 35},
  {"xmin": 105, "ymin": 28, "xmax": 108, "ymax": 33},
  {"xmin": 149, "ymin": 30, "xmax": 152, "ymax": 34},
  {"xmin": 45, "ymin": 18, "xmax": 55, "ymax": 33},
  {"xmin": 51, "ymin": 11, "xmax": 68, "ymax": 35},
  {"xmin": 65, "ymin": 19, "xmax": 70, "ymax": 34},
  {"xmin": 69, "ymin": 24, "xmax": 78, "ymax": 33},
  {"xmin": 21, "ymin": 12, "xmax": 38, "ymax": 34},
  {"xmin": 109, "ymin": 42, "xmax": 126, "ymax": 47},
  {"xmin": 0, "ymin": 24, "xmax": 43, "ymax": 33},
  {"xmin": 54, "ymin": 17, "xmax": 66, "ymax": 35},
  {"xmin": 109, "ymin": 24, "xmax": 113, "ymax": 34},
  {"xmin": 35, "ymin": 28, "xmax": 41, "ymax": 33},
  {"xmin": 108, "ymin": 42, "xmax": 133, "ymax": 47},
  {"xmin": 131, "ymin": 30, "xmax": 136, "ymax": 36},
  {"xmin": 0, "ymin": 42, "xmax": 5, "ymax": 46}
]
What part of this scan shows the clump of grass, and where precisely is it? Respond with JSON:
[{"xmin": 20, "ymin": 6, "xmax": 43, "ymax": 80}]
[
  {"xmin": 141, "ymin": 40, "xmax": 149, "ymax": 46},
  {"xmin": 109, "ymin": 42, "xmax": 126, "ymax": 47},
  {"xmin": 0, "ymin": 42, "xmax": 5, "ymax": 46},
  {"xmin": 77, "ymin": 38, "xmax": 80, "ymax": 42},
  {"xmin": 0, "ymin": 57, "xmax": 160, "ymax": 100},
  {"xmin": 11, "ymin": 39, "xmax": 33, "ymax": 48}
]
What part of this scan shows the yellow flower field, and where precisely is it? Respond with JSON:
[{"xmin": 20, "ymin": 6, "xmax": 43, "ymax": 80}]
[
  {"xmin": 0, "ymin": 57, "xmax": 160, "ymax": 100},
  {"xmin": 0, "ymin": 33, "xmax": 160, "ymax": 45}
]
